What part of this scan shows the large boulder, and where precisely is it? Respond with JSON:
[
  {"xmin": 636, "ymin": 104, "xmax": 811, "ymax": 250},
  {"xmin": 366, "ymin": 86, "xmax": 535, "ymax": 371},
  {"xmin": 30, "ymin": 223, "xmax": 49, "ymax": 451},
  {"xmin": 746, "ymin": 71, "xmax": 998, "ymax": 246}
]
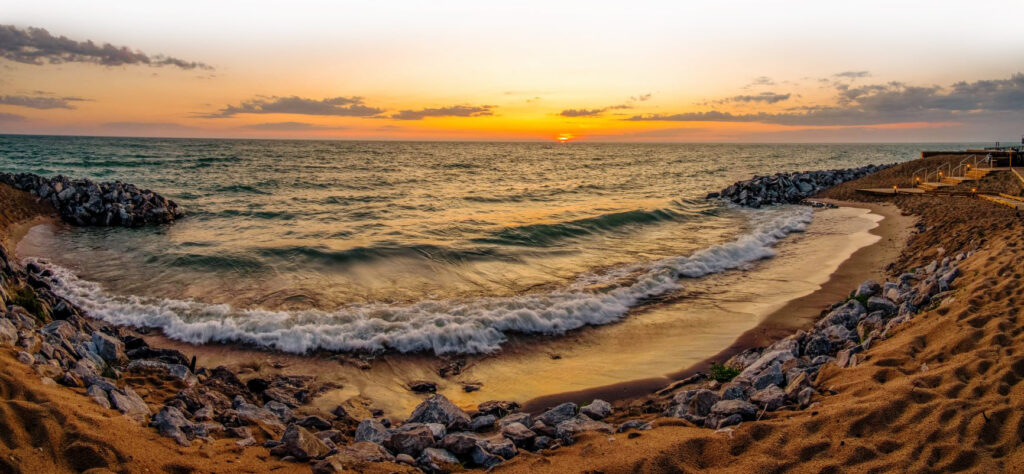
[
  {"xmin": 554, "ymin": 415, "xmax": 613, "ymax": 443},
  {"xmin": 109, "ymin": 386, "xmax": 150, "ymax": 422},
  {"xmin": 407, "ymin": 395, "xmax": 471, "ymax": 430}
]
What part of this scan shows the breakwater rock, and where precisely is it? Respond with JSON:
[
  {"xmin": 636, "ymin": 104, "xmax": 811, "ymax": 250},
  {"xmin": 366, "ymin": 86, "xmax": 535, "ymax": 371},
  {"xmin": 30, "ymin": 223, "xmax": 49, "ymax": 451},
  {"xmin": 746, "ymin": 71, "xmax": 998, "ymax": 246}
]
[
  {"xmin": 709, "ymin": 164, "xmax": 891, "ymax": 208},
  {"xmin": 662, "ymin": 252, "xmax": 967, "ymax": 429},
  {"xmin": 0, "ymin": 172, "xmax": 183, "ymax": 226}
]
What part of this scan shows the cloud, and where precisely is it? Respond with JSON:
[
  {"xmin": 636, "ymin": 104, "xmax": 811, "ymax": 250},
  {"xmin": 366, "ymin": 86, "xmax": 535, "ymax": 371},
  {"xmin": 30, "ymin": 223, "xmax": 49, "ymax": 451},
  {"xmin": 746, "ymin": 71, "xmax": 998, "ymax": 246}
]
[
  {"xmin": 202, "ymin": 96, "xmax": 384, "ymax": 118},
  {"xmin": 242, "ymin": 121, "xmax": 347, "ymax": 131},
  {"xmin": 626, "ymin": 73, "xmax": 1024, "ymax": 126},
  {"xmin": 721, "ymin": 92, "xmax": 791, "ymax": 104},
  {"xmin": 746, "ymin": 76, "xmax": 775, "ymax": 87},
  {"xmin": 558, "ymin": 94, "xmax": 650, "ymax": 118},
  {"xmin": 0, "ymin": 94, "xmax": 88, "ymax": 109},
  {"xmin": 834, "ymin": 70, "xmax": 871, "ymax": 79},
  {"xmin": 0, "ymin": 112, "xmax": 25, "ymax": 122},
  {"xmin": 0, "ymin": 25, "xmax": 211, "ymax": 70},
  {"xmin": 390, "ymin": 105, "xmax": 495, "ymax": 120}
]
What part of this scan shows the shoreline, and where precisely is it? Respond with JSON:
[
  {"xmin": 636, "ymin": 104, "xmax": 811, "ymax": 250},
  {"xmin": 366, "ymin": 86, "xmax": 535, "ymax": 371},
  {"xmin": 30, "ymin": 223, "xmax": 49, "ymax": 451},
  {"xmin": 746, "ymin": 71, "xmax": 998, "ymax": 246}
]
[
  {"xmin": 518, "ymin": 200, "xmax": 912, "ymax": 412},
  {"xmin": 62, "ymin": 204, "xmax": 897, "ymax": 418}
]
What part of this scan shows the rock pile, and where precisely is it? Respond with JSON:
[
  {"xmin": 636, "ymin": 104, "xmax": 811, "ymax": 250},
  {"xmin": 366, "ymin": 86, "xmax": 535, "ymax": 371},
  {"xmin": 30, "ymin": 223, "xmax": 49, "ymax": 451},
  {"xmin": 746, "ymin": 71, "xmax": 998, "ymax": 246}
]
[
  {"xmin": 0, "ymin": 172, "xmax": 183, "ymax": 226},
  {"xmin": 708, "ymin": 164, "xmax": 891, "ymax": 208},
  {"xmin": 663, "ymin": 252, "xmax": 967, "ymax": 429}
]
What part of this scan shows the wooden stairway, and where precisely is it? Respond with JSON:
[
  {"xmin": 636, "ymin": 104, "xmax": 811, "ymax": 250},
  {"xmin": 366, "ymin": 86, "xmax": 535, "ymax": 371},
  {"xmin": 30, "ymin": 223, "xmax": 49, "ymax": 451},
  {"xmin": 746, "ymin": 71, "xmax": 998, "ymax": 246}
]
[{"xmin": 979, "ymin": 193, "xmax": 1024, "ymax": 210}]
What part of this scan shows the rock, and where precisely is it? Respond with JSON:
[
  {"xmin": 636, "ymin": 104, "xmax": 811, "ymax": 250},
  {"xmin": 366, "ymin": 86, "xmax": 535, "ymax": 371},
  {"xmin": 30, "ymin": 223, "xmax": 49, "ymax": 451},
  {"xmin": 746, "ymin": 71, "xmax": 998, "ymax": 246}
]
[
  {"xmin": 263, "ymin": 400, "xmax": 292, "ymax": 422},
  {"xmin": 717, "ymin": 414, "xmax": 743, "ymax": 428},
  {"xmin": 334, "ymin": 441, "xmax": 395, "ymax": 464},
  {"xmin": 477, "ymin": 400, "xmax": 520, "ymax": 418},
  {"xmin": 0, "ymin": 319, "xmax": 17, "ymax": 346},
  {"xmin": 417, "ymin": 447, "xmax": 462, "ymax": 474},
  {"xmin": 234, "ymin": 401, "xmax": 286, "ymax": 435},
  {"xmin": 580, "ymin": 399, "xmax": 612, "ymax": 420},
  {"xmin": 497, "ymin": 412, "xmax": 532, "ymax": 428},
  {"xmin": 710, "ymin": 399, "xmax": 757, "ymax": 420},
  {"xmin": 385, "ymin": 424, "xmax": 435, "ymax": 456},
  {"xmin": 87, "ymin": 384, "xmax": 111, "ymax": 409},
  {"xmin": 109, "ymin": 386, "xmax": 150, "ymax": 421},
  {"xmin": 91, "ymin": 331, "xmax": 127, "ymax": 365},
  {"xmin": 407, "ymin": 394, "xmax": 471, "ymax": 430},
  {"xmin": 439, "ymin": 432, "xmax": 482, "ymax": 455},
  {"xmin": 785, "ymin": 371, "xmax": 808, "ymax": 397},
  {"xmin": 151, "ymin": 406, "xmax": 194, "ymax": 446},
  {"xmin": 536, "ymin": 402, "xmax": 577, "ymax": 426},
  {"xmin": 836, "ymin": 346, "xmax": 863, "ymax": 368},
  {"xmin": 274, "ymin": 424, "xmax": 332, "ymax": 461},
  {"xmin": 125, "ymin": 360, "xmax": 197, "ymax": 386},
  {"xmin": 311, "ymin": 456, "xmax": 346, "ymax": 474},
  {"xmin": 478, "ymin": 436, "xmax": 517, "ymax": 459},
  {"xmin": 751, "ymin": 363, "xmax": 784, "ymax": 390},
  {"xmin": 797, "ymin": 387, "xmax": 814, "ymax": 406},
  {"xmin": 469, "ymin": 414, "xmax": 496, "ymax": 432},
  {"xmin": 720, "ymin": 382, "xmax": 748, "ymax": 401},
  {"xmin": 818, "ymin": 299, "xmax": 866, "ymax": 330},
  {"xmin": 470, "ymin": 445, "xmax": 503, "ymax": 468},
  {"xmin": 673, "ymin": 389, "xmax": 720, "ymax": 417},
  {"xmin": 750, "ymin": 385, "xmax": 786, "ymax": 410},
  {"xmin": 554, "ymin": 415, "xmax": 614, "ymax": 443},
  {"xmin": 822, "ymin": 324, "xmax": 854, "ymax": 342},
  {"xmin": 617, "ymin": 420, "xmax": 653, "ymax": 432},
  {"xmin": 297, "ymin": 415, "xmax": 333, "ymax": 430},
  {"xmin": 408, "ymin": 380, "xmax": 438, "ymax": 393},
  {"xmin": 855, "ymin": 280, "xmax": 881, "ymax": 297},
  {"xmin": 803, "ymin": 335, "xmax": 832, "ymax": 357},
  {"xmin": 395, "ymin": 453, "xmax": 416, "ymax": 465},
  {"xmin": 354, "ymin": 419, "xmax": 390, "ymax": 444},
  {"xmin": 738, "ymin": 349, "xmax": 794, "ymax": 379},
  {"xmin": 501, "ymin": 422, "xmax": 536, "ymax": 447},
  {"xmin": 867, "ymin": 296, "xmax": 898, "ymax": 315},
  {"xmin": 41, "ymin": 320, "xmax": 76, "ymax": 341},
  {"xmin": 15, "ymin": 351, "xmax": 33, "ymax": 365}
]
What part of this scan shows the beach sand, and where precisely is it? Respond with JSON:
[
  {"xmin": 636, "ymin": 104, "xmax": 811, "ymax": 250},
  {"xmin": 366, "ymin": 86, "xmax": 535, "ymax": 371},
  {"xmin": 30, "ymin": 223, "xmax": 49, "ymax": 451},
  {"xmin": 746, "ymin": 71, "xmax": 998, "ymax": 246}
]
[{"xmin": 1, "ymin": 153, "xmax": 1022, "ymax": 472}]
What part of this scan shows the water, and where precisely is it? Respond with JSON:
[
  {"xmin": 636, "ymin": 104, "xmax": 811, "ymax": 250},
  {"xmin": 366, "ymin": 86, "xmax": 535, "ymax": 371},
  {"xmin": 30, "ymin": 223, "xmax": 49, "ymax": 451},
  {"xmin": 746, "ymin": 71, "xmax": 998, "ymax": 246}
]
[{"xmin": 0, "ymin": 136, "xmax": 944, "ymax": 354}]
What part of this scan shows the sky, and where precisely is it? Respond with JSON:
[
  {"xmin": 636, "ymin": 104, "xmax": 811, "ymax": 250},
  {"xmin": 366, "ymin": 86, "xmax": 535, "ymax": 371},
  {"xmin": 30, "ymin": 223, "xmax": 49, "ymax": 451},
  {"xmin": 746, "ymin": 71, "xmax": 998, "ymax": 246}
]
[{"xmin": 1, "ymin": 0, "xmax": 1023, "ymax": 142}]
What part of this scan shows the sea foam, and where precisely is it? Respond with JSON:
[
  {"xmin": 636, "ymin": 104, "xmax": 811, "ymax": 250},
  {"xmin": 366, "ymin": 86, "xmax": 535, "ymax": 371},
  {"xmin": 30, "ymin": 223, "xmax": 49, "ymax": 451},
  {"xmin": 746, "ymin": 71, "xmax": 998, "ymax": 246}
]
[{"xmin": 32, "ymin": 206, "xmax": 813, "ymax": 355}]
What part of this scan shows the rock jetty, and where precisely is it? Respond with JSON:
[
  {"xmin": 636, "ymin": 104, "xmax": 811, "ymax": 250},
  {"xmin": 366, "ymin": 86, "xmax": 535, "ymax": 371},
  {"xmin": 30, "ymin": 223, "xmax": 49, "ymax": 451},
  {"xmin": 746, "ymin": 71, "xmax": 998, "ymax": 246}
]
[
  {"xmin": 661, "ymin": 252, "xmax": 967, "ymax": 429},
  {"xmin": 0, "ymin": 172, "xmax": 183, "ymax": 226},
  {"xmin": 709, "ymin": 164, "xmax": 890, "ymax": 208}
]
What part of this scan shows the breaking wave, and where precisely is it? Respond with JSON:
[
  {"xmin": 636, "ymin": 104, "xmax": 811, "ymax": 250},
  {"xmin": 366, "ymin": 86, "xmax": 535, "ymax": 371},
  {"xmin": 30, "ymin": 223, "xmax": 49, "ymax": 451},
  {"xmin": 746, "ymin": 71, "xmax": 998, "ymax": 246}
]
[{"xmin": 31, "ymin": 207, "xmax": 813, "ymax": 355}]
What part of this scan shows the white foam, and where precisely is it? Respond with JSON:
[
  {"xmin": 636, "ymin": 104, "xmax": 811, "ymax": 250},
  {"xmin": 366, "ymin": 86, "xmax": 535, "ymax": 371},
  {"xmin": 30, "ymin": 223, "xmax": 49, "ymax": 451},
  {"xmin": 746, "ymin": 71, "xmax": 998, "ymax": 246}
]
[{"xmin": 33, "ymin": 206, "xmax": 813, "ymax": 355}]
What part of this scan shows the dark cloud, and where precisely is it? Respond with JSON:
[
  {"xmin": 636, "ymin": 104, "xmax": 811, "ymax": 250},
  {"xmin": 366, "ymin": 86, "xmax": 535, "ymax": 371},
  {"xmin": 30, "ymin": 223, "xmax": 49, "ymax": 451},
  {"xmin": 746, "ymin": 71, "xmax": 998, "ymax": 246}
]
[
  {"xmin": 0, "ymin": 112, "xmax": 25, "ymax": 122},
  {"xmin": 202, "ymin": 96, "xmax": 384, "ymax": 118},
  {"xmin": 390, "ymin": 105, "xmax": 495, "ymax": 120},
  {"xmin": 630, "ymin": 93, "xmax": 652, "ymax": 102},
  {"xmin": 722, "ymin": 92, "xmax": 791, "ymax": 104},
  {"xmin": 560, "ymin": 108, "xmax": 612, "ymax": 117},
  {"xmin": 0, "ymin": 94, "xmax": 88, "ymax": 109},
  {"xmin": 242, "ymin": 121, "xmax": 347, "ymax": 131},
  {"xmin": 0, "ymin": 25, "xmax": 212, "ymax": 70},
  {"xmin": 626, "ymin": 73, "xmax": 1024, "ymax": 126},
  {"xmin": 834, "ymin": 70, "xmax": 871, "ymax": 79}
]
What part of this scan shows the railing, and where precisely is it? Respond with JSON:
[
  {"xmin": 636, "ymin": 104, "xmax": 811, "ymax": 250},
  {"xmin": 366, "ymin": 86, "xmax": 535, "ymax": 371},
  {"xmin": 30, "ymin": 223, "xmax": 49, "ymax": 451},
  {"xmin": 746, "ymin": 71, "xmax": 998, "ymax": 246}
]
[{"xmin": 912, "ymin": 167, "xmax": 927, "ymax": 187}]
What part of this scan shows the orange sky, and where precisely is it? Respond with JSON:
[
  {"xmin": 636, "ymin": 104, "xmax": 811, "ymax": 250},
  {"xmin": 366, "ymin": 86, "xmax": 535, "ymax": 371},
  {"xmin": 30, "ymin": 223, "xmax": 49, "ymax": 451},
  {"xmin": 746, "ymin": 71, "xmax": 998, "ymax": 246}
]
[{"xmin": 2, "ymin": 1, "xmax": 1023, "ymax": 142}]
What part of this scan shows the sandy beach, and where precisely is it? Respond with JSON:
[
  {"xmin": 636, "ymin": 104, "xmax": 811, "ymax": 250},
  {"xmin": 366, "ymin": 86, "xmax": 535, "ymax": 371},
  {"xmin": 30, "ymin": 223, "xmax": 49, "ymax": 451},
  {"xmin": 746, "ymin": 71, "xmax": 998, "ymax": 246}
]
[{"xmin": 0, "ymin": 154, "xmax": 1021, "ymax": 472}]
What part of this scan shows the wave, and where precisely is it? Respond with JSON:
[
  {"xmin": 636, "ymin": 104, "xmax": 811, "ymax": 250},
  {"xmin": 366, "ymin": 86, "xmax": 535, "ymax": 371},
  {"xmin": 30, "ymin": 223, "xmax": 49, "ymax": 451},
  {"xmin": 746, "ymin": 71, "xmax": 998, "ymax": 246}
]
[
  {"xmin": 476, "ymin": 207, "xmax": 692, "ymax": 246},
  {"xmin": 31, "ymin": 207, "xmax": 812, "ymax": 355},
  {"xmin": 256, "ymin": 243, "xmax": 516, "ymax": 266}
]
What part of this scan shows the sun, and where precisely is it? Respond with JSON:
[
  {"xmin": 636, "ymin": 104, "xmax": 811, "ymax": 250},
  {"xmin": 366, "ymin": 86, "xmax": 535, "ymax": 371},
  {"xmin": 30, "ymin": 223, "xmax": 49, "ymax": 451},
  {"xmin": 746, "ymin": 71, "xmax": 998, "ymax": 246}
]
[{"xmin": 556, "ymin": 133, "xmax": 575, "ymax": 143}]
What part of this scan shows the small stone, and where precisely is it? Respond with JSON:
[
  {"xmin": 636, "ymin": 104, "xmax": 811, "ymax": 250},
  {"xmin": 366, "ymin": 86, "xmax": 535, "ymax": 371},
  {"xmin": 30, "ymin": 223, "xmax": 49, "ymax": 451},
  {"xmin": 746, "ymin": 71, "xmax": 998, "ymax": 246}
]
[
  {"xmin": 274, "ymin": 424, "xmax": 332, "ymax": 461},
  {"xmin": 408, "ymin": 380, "xmax": 437, "ymax": 393},
  {"xmin": 87, "ymin": 384, "xmax": 111, "ymax": 409},
  {"xmin": 354, "ymin": 419, "xmax": 390, "ymax": 444},
  {"xmin": 501, "ymin": 422, "xmax": 536, "ymax": 447},
  {"xmin": 750, "ymin": 385, "xmax": 786, "ymax": 411},
  {"xmin": 710, "ymin": 399, "xmax": 757, "ymax": 420},
  {"xmin": 91, "ymin": 331, "xmax": 127, "ymax": 365},
  {"xmin": 384, "ymin": 425, "xmax": 435, "ymax": 456},
  {"xmin": 406, "ymin": 394, "xmax": 471, "ymax": 430}
]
